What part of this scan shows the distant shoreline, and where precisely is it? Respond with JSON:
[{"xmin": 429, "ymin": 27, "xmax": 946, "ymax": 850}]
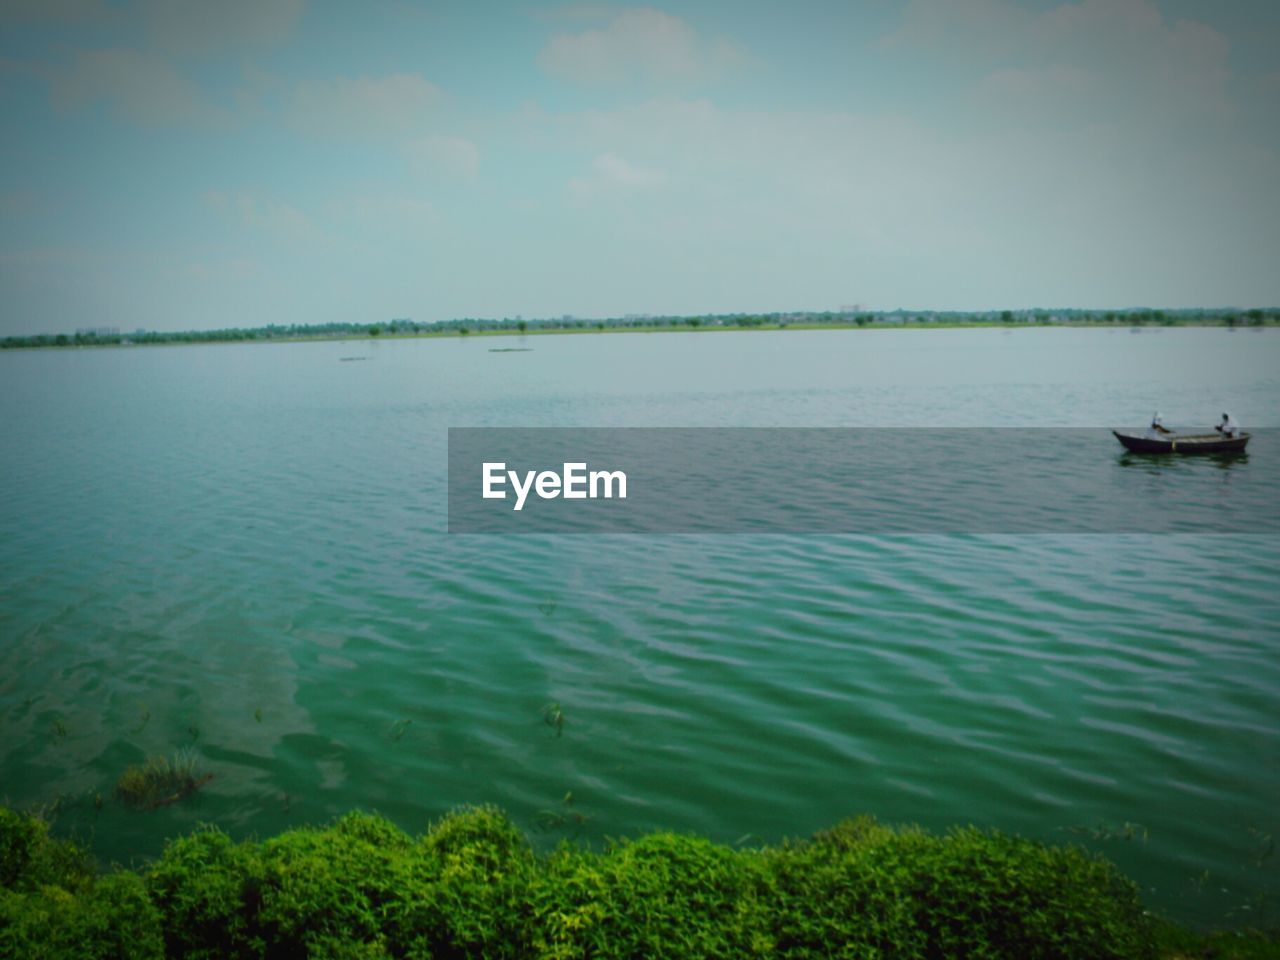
[{"xmin": 4, "ymin": 316, "xmax": 1277, "ymax": 351}]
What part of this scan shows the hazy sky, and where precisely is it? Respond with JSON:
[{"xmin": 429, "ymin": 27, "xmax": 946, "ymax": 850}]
[{"xmin": 2, "ymin": 0, "xmax": 1278, "ymax": 334}]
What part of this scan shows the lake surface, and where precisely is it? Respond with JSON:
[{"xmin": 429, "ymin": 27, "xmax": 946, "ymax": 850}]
[{"xmin": 1, "ymin": 327, "xmax": 1277, "ymax": 927}]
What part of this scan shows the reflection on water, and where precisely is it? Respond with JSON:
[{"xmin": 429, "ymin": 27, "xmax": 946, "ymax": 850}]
[{"xmin": 1117, "ymin": 450, "xmax": 1250, "ymax": 473}]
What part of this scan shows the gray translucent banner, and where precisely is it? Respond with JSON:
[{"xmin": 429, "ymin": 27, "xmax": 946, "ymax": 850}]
[{"xmin": 447, "ymin": 428, "xmax": 1277, "ymax": 534}]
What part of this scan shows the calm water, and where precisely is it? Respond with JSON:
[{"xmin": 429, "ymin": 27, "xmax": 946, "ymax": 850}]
[{"xmin": 1, "ymin": 327, "xmax": 1277, "ymax": 927}]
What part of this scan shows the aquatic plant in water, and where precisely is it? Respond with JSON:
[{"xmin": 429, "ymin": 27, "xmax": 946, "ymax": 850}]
[
  {"xmin": 114, "ymin": 748, "xmax": 212, "ymax": 810},
  {"xmin": 534, "ymin": 791, "xmax": 588, "ymax": 833},
  {"xmin": 1248, "ymin": 827, "xmax": 1275, "ymax": 868},
  {"xmin": 541, "ymin": 702, "xmax": 565, "ymax": 737},
  {"xmin": 1062, "ymin": 820, "xmax": 1149, "ymax": 844}
]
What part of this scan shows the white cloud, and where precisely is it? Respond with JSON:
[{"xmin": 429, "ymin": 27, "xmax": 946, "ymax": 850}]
[
  {"xmin": 0, "ymin": 191, "xmax": 39, "ymax": 217},
  {"xmin": 537, "ymin": 7, "xmax": 747, "ymax": 87},
  {"xmin": 525, "ymin": 93, "xmax": 1280, "ymax": 308},
  {"xmin": 888, "ymin": 0, "xmax": 1233, "ymax": 126},
  {"xmin": 568, "ymin": 151, "xmax": 665, "ymax": 201},
  {"xmin": 0, "ymin": 0, "xmax": 106, "ymax": 25},
  {"xmin": 49, "ymin": 48, "xmax": 227, "ymax": 127},
  {"xmin": 328, "ymin": 192, "xmax": 437, "ymax": 228},
  {"xmin": 406, "ymin": 135, "xmax": 480, "ymax": 178},
  {"xmin": 1040, "ymin": 0, "xmax": 1162, "ymax": 37},
  {"xmin": 975, "ymin": 63, "xmax": 1101, "ymax": 117},
  {"xmin": 203, "ymin": 190, "xmax": 322, "ymax": 245},
  {"xmin": 1252, "ymin": 69, "xmax": 1280, "ymax": 126},
  {"xmin": 184, "ymin": 257, "xmax": 258, "ymax": 282},
  {"xmin": 10, "ymin": 2, "xmax": 302, "ymax": 131},
  {"xmin": 594, "ymin": 151, "xmax": 663, "ymax": 185},
  {"xmin": 233, "ymin": 65, "xmax": 285, "ymax": 118},
  {"xmin": 142, "ymin": 0, "xmax": 303, "ymax": 55},
  {"xmin": 532, "ymin": 3, "xmax": 615, "ymax": 23},
  {"xmin": 288, "ymin": 73, "xmax": 440, "ymax": 139}
]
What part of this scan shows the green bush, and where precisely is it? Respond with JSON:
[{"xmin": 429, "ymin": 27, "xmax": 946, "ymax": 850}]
[
  {"xmin": 146, "ymin": 826, "xmax": 266, "ymax": 958},
  {"xmin": 1, "ymin": 809, "xmax": 160, "ymax": 959},
  {"xmin": 1, "ymin": 806, "xmax": 51, "ymax": 890},
  {"xmin": 530, "ymin": 832, "xmax": 773, "ymax": 959},
  {"xmin": 764, "ymin": 816, "xmax": 927, "ymax": 957},
  {"xmin": 257, "ymin": 812, "xmax": 412, "ymax": 956},
  {"xmin": 0, "ymin": 807, "xmax": 94, "ymax": 893},
  {"xmin": 1, "ymin": 872, "xmax": 164, "ymax": 959},
  {"xmin": 387, "ymin": 805, "xmax": 536, "ymax": 959},
  {"xmin": 901, "ymin": 826, "xmax": 1150, "ymax": 959},
  {"xmin": 2, "ymin": 804, "xmax": 1275, "ymax": 958},
  {"xmin": 1149, "ymin": 918, "xmax": 1280, "ymax": 959}
]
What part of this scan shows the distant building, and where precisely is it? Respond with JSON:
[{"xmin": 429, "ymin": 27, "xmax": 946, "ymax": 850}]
[{"xmin": 76, "ymin": 326, "xmax": 120, "ymax": 337}]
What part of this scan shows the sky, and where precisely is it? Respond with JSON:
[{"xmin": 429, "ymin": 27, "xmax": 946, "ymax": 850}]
[{"xmin": 1, "ymin": 0, "xmax": 1278, "ymax": 334}]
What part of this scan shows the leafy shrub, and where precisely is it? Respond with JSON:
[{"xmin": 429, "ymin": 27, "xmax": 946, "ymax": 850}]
[
  {"xmin": 1, "ymin": 811, "xmax": 161, "ymax": 960},
  {"xmin": 891, "ymin": 825, "xmax": 1150, "ymax": 960},
  {"xmin": 1, "ymin": 872, "xmax": 163, "ymax": 959},
  {"xmin": 145, "ymin": 826, "xmax": 266, "ymax": 959},
  {"xmin": 763, "ymin": 816, "xmax": 928, "ymax": 958},
  {"xmin": 257, "ymin": 812, "xmax": 412, "ymax": 956},
  {"xmin": 1148, "ymin": 918, "xmax": 1280, "ymax": 960},
  {"xmin": 0, "ymin": 803, "xmax": 1258, "ymax": 959},
  {"xmin": 0, "ymin": 807, "xmax": 43, "ymax": 890},
  {"xmin": 0, "ymin": 807, "xmax": 93, "ymax": 892},
  {"xmin": 764, "ymin": 816, "xmax": 1150, "ymax": 960},
  {"xmin": 386, "ymin": 805, "xmax": 536, "ymax": 959},
  {"xmin": 529, "ymin": 831, "xmax": 774, "ymax": 959}
]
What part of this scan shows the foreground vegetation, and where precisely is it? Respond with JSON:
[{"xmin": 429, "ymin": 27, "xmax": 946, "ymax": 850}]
[
  {"xmin": 1, "ymin": 805, "xmax": 1276, "ymax": 959},
  {"xmin": 3, "ymin": 307, "xmax": 1276, "ymax": 350}
]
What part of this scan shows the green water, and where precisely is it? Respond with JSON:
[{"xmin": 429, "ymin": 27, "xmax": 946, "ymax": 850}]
[{"xmin": 1, "ymin": 327, "xmax": 1277, "ymax": 927}]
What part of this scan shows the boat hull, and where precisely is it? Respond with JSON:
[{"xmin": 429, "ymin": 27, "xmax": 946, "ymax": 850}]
[{"xmin": 1112, "ymin": 430, "xmax": 1250, "ymax": 454}]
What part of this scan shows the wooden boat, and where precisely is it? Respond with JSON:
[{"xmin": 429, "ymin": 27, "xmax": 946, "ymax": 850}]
[{"xmin": 1112, "ymin": 430, "xmax": 1250, "ymax": 454}]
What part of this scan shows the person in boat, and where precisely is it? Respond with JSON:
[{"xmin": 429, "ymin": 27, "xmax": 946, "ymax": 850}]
[
  {"xmin": 1145, "ymin": 413, "xmax": 1172, "ymax": 439},
  {"xmin": 1215, "ymin": 412, "xmax": 1240, "ymax": 438}
]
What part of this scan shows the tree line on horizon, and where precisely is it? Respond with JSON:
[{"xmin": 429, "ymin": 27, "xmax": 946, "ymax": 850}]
[{"xmin": 2, "ymin": 307, "xmax": 1275, "ymax": 349}]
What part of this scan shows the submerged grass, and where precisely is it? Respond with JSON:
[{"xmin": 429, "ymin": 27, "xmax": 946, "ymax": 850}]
[
  {"xmin": 1, "ymin": 803, "xmax": 1277, "ymax": 959},
  {"xmin": 114, "ymin": 749, "xmax": 213, "ymax": 810},
  {"xmin": 541, "ymin": 702, "xmax": 565, "ymax": 737}
]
